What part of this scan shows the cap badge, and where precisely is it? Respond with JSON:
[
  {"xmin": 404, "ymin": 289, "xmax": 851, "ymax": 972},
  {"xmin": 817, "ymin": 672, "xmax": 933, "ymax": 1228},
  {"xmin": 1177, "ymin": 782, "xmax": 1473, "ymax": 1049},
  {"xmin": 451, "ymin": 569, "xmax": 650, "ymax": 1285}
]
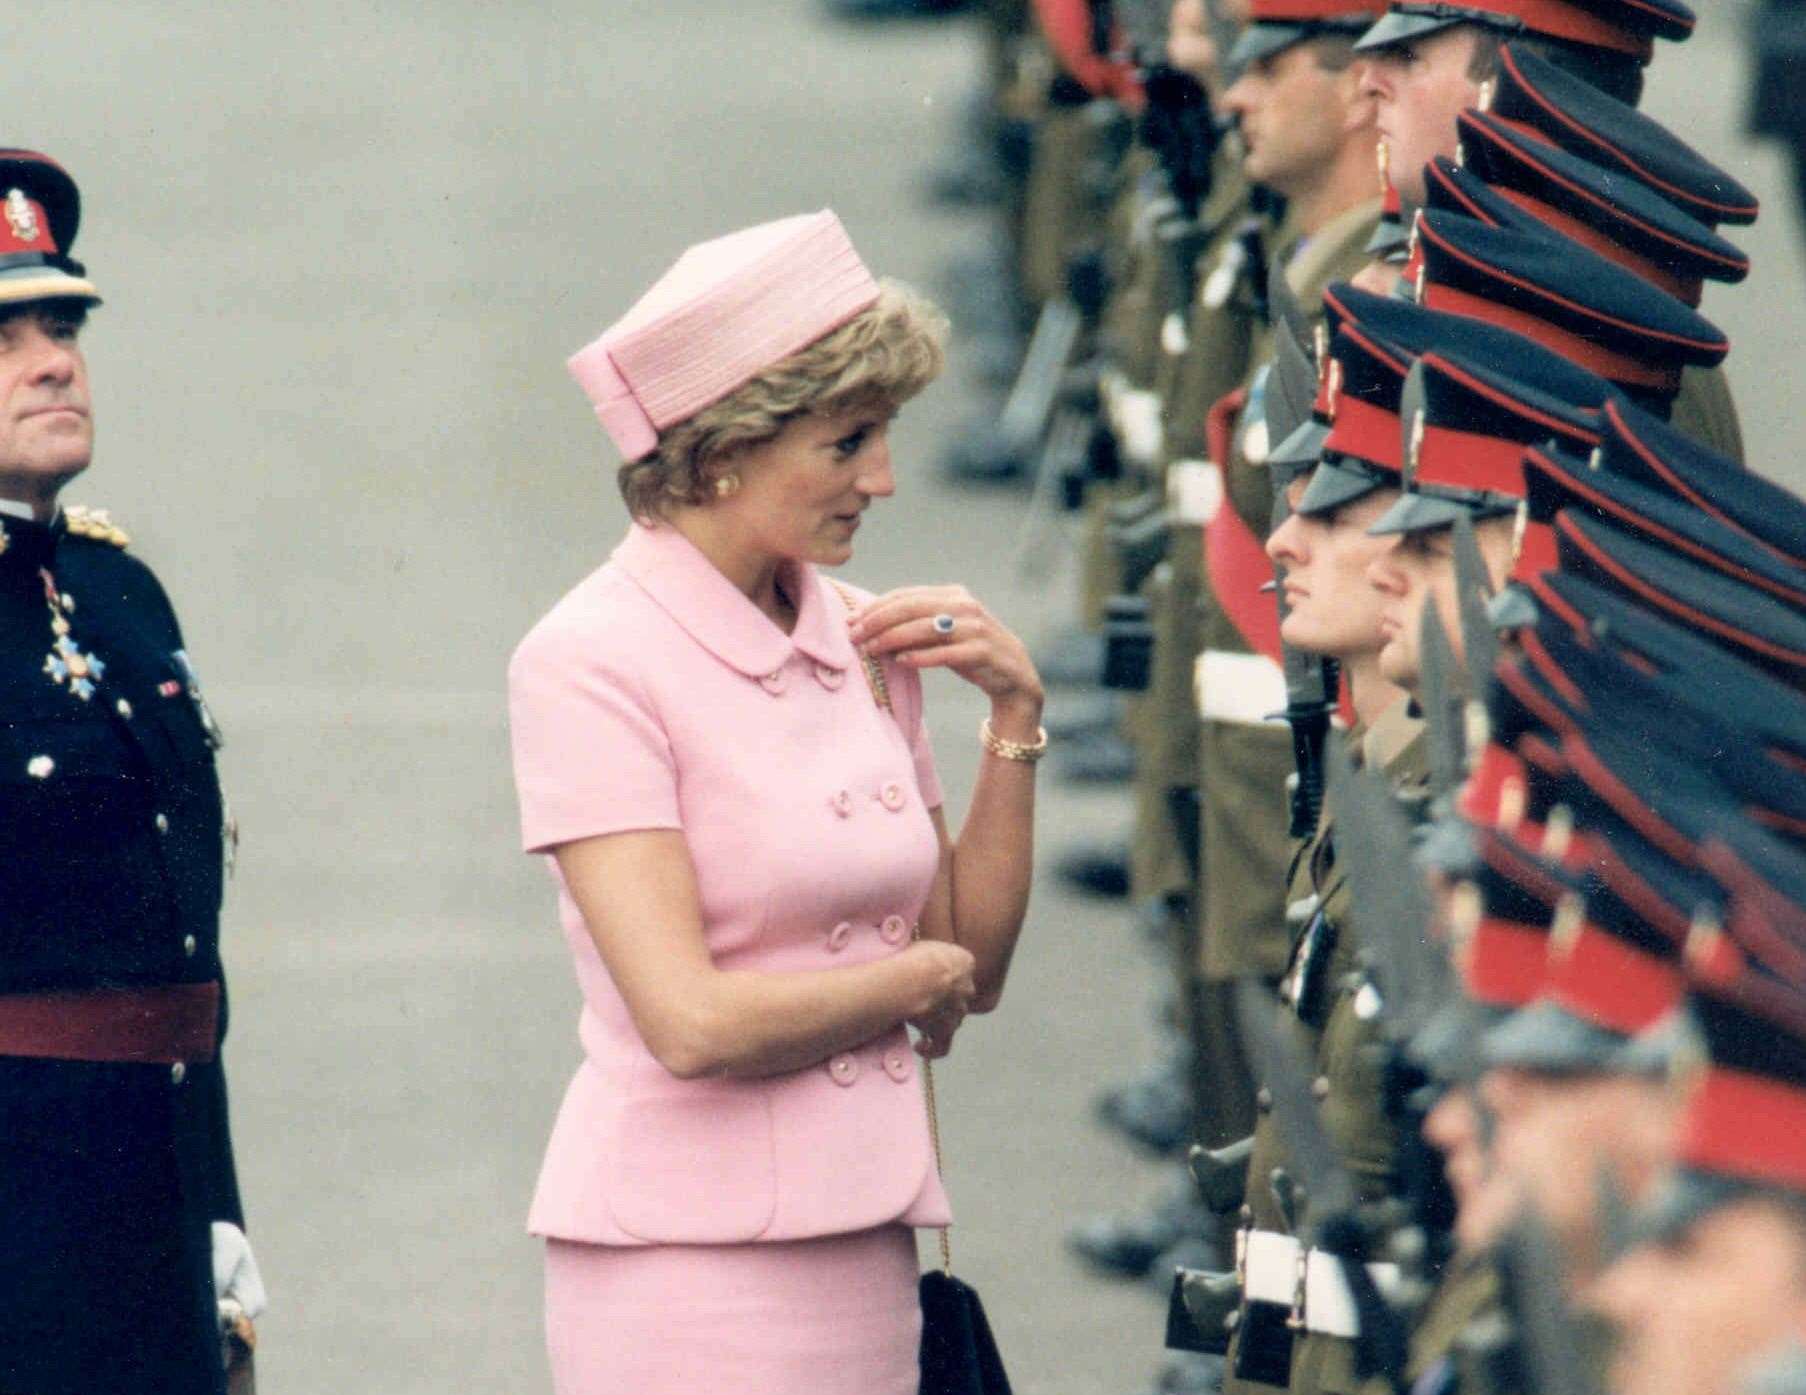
[
  {"xmin": 1551, "ymin": 893, "xmax": 1585, "ymax": 956},
  {"xmin": 1449, "ymin": 880, "xmax": 1482, "ymax": 955},
  {"xmin": 5, "ymin": 189, "xmax": 39, "ymax": 244},
  {"xmin": 1543, "ymin": 805, "xmax": 1575, "ymax": 862}
]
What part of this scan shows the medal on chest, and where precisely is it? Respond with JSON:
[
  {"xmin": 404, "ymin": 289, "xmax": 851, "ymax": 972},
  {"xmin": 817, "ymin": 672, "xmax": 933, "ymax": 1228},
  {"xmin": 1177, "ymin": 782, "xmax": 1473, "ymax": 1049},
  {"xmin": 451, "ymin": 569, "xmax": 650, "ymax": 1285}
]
[{"xmin": 38, "ymin": 568, "xmax": 105, "ymax": 700}]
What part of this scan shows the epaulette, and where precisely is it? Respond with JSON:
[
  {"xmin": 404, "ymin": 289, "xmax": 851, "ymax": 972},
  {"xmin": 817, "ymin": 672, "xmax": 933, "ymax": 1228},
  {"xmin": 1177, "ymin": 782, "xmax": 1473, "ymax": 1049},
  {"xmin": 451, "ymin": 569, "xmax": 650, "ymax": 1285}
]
[{"xmin": 63, "ymin": 505, "xmax": 131, "ymax": 549}]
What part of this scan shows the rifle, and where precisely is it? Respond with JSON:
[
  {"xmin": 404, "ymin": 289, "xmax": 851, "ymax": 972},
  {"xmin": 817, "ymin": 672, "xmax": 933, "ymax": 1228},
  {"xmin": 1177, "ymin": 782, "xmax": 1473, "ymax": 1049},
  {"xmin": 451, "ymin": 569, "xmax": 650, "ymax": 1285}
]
[
  {"xmin": 1264, "ymin": 265, "xmax": 1338, "ymax": 839},
  {"xmin": 1233, "ymin": 979, "xmax": 1412, "ymax": 1390}
]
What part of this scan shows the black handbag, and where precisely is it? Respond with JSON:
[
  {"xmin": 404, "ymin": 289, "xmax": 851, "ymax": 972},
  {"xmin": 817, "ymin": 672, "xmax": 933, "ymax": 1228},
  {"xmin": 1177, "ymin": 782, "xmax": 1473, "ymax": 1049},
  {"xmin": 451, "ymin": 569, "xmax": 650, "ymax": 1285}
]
[
  {"xmin": 914, "ymin": 1057, "xmax": 1012, "ymax": 1395},
  {"xmin": 830, "ymin": 580, "xmax": 1014, "ymax": 1395}
]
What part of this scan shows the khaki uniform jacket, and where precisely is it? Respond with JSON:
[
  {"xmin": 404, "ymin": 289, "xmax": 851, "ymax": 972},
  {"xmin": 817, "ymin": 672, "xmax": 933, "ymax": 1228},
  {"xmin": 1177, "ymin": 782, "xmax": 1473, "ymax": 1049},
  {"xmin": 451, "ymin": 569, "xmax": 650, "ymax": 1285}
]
[
  {"xmin": 1225, "ymin": 701, "xmax": 1430, "ymax": 1395},
  {"xmin": 1200, "ymin": 196, "xmax": 1384, "ymax": 984}
]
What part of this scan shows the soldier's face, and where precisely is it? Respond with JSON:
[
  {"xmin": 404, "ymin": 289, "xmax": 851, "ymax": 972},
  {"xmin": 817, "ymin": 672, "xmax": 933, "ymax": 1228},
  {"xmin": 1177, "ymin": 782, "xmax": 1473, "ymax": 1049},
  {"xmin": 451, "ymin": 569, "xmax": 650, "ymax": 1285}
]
[
  {"xmin": 1424, "ymin": 1086, "xmax": 1522, "ymax": 1255},
  {"xmin": 0, "ymin": 306, "xmax": 92, "ymax": 514},
  {"xmin": 1358, "ymin": 26, "xmax": 1480, "ymax": 206},
  {"xmin": 1266, "ymin": 476, "xmax": 1400, "ymax": 661},
  {"xmin": 1222, "ymin": 41, "xmax": 1369, "ymax": 198},
  {"xmin": 1591, "ymin": 1200, "xmax": 1806, "ymax": 1395},
  {"xmin": 698, "ymin": 401, "xmax": 898, "ymax": 570},
  {"xmin": 1483, "ymin": 1069, "xmax": 1678, "ymax": 1276},
  {"xmin": 1368, "ymin": 515, "xmax": 1511, "ymax": 691}
]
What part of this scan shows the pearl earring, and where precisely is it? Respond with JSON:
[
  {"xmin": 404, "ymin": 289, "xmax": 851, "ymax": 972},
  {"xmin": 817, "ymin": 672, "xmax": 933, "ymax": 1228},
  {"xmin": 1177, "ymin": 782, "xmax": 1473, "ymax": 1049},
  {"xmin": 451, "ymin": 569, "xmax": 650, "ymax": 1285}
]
[{"xmin": 714, "ymin": 474, "xmax": 741, "ymax": 498}]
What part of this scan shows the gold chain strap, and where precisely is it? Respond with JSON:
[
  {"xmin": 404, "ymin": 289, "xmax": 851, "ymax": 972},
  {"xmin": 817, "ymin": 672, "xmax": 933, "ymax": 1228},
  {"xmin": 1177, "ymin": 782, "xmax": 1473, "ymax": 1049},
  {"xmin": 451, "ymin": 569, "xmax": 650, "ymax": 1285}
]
[{"xmin": 829, "ymin": 578, "xmax": 952, "ymax": 1274}]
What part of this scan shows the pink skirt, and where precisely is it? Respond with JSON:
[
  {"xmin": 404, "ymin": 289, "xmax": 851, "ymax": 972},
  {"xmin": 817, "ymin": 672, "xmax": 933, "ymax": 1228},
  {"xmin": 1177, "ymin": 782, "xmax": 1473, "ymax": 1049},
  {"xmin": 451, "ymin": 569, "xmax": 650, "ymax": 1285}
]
[{"xmin": 544, "ymin": 1225, "xmax": 922, "ymax": 1395}]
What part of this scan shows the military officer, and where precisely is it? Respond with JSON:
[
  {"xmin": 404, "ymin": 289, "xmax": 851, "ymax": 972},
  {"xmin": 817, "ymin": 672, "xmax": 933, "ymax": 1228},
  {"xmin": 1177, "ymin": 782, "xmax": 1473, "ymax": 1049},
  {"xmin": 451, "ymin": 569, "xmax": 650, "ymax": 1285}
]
[{"xmin": 0, "ymin": 150, "xmax": 260, "ymax": 1395}]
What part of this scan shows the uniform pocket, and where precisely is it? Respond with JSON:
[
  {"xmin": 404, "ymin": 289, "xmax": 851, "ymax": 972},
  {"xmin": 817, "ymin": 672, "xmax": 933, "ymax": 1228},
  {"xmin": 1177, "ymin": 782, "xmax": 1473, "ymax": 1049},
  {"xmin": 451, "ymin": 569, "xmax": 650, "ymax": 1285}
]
[{"xmin": 608, "ymin": 1089, "xmax": 777, "ymax": 1243}]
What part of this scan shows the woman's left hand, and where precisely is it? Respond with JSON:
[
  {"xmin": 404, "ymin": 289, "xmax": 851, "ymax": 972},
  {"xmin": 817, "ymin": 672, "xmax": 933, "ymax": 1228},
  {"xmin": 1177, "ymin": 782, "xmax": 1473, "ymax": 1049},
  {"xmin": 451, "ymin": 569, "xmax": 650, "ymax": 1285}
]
[{"xmin": 848, "ymin": 585, "xmax": 1044, "ymax": 715}]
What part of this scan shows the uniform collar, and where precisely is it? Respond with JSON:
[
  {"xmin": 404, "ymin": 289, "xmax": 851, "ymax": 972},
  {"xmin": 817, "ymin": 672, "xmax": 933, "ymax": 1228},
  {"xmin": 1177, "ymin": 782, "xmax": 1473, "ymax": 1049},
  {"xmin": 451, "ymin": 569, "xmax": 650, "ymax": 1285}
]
[
  {"xmin": 0, "ymin": 505, "xmax": 63, "ymax": 575},
  {"xmin": 1362, "ymin": 694, "xmax": 1426, "ymax": 776},
  {"xmin": 612, "ymin": 521, "xmax": 855, "ymax": 679}
]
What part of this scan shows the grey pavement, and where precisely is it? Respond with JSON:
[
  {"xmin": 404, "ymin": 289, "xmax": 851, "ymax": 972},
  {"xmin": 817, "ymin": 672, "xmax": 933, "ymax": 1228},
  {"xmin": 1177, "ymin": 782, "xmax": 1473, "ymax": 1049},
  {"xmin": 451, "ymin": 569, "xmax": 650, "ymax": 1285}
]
[{"xmin": 16, "ymin": 3, "xmax": 1804, "ymax": 1391}]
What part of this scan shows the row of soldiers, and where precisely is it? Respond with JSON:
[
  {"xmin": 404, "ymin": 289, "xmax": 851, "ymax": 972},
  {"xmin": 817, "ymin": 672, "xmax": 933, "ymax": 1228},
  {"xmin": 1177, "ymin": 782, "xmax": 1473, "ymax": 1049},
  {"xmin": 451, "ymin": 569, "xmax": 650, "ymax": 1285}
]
[{"xmin": 910, "ymin": 2, "xmax": 1806, "ymax": 1394}]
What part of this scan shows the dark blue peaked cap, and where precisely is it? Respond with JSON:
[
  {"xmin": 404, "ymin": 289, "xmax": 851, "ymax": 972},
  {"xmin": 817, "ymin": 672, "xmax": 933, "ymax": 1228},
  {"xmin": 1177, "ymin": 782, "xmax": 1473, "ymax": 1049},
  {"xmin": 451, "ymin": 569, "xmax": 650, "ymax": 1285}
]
[
  {"xmin": 1554, "ymin": 511, "xmax": 1806, "ymax": 688},
  {"xmin": 1369, "ymin": 348, "xmax": 1602, "ymax": 534},
  {"xmin": 1323, "ymin": 281, "xmax": 1611, "ymax": 405},
  {"xmin": 1518, "ymin": 619, "xmax": 1806, "ymax": 839},
  {"xmin": 1526, "ymin": 568, "xmax": 1806, "ymax": 773},
  {"xmin": 1488, "ymin": 44, "xmax": 1759, "ymax": 229},
  {"xmin": 1598, "ymin": 397, "xmax": 1806, "ymax": 569},
  {"xmin": 1456, "ymin": 110, "xmax": 1748, "ymax": 303},
  {"xmin": 1356, "ymin": 0, "xmax": 1693, "ymax": 62},
  {"xmin": 1414, "ymin": 210, "xmax": 1729, "ymax": 394},
  {"xmin": 1523, "ymin": 442, "xmax": 1806, "ymax": 611}
]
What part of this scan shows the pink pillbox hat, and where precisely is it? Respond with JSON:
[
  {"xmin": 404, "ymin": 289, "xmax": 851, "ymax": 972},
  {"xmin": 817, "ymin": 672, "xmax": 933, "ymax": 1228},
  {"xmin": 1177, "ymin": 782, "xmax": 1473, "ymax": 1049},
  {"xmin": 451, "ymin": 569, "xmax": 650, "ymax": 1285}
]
[{"xmin": 568, "ymin": 210, "xmax": 881, "ymax": 461}]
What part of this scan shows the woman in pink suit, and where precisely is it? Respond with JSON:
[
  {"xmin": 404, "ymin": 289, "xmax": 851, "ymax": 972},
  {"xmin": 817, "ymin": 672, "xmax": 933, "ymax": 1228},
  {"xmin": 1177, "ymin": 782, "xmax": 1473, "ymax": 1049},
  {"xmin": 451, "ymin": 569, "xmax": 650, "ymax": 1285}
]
[{"xmin": 508, "ymin": 210, "xmax": 1044, "ymax": 1394}]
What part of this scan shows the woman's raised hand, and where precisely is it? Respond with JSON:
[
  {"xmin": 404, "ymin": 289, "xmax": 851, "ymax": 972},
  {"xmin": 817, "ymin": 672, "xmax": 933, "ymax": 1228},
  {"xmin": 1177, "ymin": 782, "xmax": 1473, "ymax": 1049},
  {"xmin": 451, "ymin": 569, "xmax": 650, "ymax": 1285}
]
[
  {"xmin": 847, "ymin": 585, "xmax": 1044, "ymax": 720},
  {"xmin": 900, "ymin": 940, "xmax": 977, "ymax": 1059}
]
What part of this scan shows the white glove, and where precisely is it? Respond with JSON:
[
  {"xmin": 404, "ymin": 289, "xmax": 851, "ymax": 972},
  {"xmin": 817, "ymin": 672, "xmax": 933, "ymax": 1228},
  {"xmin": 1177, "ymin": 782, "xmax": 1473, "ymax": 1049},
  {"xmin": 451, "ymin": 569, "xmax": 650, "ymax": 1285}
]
[{"xmin": 211, "ymin": 1221, "xmax": 268, "ymax": 1322}]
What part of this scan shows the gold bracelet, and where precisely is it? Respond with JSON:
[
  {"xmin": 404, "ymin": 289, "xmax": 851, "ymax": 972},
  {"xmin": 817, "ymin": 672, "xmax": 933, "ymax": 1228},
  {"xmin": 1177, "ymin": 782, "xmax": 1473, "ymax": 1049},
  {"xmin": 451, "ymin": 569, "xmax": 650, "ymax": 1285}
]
[{"xmin": 980, "ymin": 717, "xmax": 1049, "ymax": 764}]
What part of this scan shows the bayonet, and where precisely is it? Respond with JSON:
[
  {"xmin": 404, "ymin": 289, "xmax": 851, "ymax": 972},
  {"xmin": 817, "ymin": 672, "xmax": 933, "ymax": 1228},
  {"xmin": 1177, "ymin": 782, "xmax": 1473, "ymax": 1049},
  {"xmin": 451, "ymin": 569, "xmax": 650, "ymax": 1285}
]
[
  {"xmin": 1452, "ymin": 511, "xmax": 1500, "ymax": 701},
  {"xmin": 1418, "ymin": 601, "xmax": 1466, "ymax": 806}
]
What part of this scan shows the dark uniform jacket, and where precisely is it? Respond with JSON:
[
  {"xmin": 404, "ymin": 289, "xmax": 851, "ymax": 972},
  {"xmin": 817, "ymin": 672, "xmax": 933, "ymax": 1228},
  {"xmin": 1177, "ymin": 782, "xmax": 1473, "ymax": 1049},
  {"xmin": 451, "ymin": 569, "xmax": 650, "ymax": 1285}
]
[{"xmin": 0, "ymin": 507, "xmax": 240, "ymax": 1395}]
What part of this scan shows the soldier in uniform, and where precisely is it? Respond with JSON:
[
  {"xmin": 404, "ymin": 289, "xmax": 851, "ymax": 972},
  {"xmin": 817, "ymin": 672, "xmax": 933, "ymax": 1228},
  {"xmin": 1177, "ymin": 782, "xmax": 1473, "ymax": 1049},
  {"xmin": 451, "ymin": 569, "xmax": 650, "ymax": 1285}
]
[
  {"xmin": 1590, "ymin": 858, "xmax": 1806, "ymax": 1395},
  {"xmin": 0, "ymin": 150, "xmax": 261, "ymax": 1395},
  {"xmin": 1350, "ymin": 0, "xmax": 1751, "ymax": 462},
  {"xmin": 1192, "ymin": 0, "xmax": 1387, "ymax": 1160}
]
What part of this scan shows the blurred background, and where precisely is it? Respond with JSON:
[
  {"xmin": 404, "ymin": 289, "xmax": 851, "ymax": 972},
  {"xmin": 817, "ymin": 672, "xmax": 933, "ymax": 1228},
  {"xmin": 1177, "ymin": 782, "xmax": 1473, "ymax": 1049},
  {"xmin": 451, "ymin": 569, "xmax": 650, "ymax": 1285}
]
[{"xmin": 13, "ymin": 2, "xmax": 1801, "ymax": 1389}]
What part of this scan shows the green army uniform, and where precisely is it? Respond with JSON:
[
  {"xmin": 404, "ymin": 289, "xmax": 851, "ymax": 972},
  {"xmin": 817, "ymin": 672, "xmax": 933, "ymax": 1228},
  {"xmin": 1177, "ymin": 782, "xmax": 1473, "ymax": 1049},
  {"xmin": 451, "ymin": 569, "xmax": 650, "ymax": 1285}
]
[
  {"xmin": 1199, "ymin": 195, "xmax": 1384, "ymax": 984},
  {"xmin": 1223, "ymin": 699, "xmax": 1428, "ymax": 1395},
  {"xmin": 1284, "ymin": 705, "xmax": 1432, "ymax": 1395},
  {"xmin": 1670, "ymin": 364, "xmax": 1745, "ymax": 465},
  {"xmin": 1128, "ymin": 163, "xmax": 1269, "ymax": 1155},
  {"xmin": 1121, "ymin": 156, "xmax": 1259, "ymax": 909},
  {"xmin": 1404, "ymin": 1256, "xmax": 1511, "ymax": 1395},
  {"xmin": 1020, "ymin": 89, "xmax": 1111, "ymax": 309},
  {"xmin": 1194, "ymin": 198, "xmax": 1382, "ymax": 1155}
]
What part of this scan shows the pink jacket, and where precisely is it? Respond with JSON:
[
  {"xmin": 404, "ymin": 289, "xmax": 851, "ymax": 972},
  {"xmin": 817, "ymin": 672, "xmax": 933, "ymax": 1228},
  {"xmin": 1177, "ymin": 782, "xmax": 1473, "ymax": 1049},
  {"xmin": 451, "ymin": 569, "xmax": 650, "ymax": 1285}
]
[{"xmin": 508, "ymin": 522, "xmax": 952, "ymax": 1246}]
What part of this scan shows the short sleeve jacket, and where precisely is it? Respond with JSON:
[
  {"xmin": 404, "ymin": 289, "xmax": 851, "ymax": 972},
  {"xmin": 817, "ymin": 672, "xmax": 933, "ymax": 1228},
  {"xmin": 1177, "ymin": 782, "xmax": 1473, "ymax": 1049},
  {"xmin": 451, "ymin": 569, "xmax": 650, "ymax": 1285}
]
[{"xmin": 508, "ymin": 522, "xmax": 951, "ymax": 1246}]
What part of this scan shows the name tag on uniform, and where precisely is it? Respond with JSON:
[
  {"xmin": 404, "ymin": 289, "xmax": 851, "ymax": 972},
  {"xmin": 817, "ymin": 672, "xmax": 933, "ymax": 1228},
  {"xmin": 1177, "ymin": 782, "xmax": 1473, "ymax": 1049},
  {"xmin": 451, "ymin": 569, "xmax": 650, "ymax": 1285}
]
[{"xmin": 1166, "ymin": 459, "xmax": 1223, "ymax": 526}]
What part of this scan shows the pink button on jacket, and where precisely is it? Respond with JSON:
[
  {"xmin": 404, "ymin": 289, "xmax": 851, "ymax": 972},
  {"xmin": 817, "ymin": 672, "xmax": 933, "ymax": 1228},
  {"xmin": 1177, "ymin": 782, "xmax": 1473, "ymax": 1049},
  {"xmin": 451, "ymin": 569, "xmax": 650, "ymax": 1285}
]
[{"xmin": 508, "ymin": 523, "xmax": 952, "ymax": 1246}]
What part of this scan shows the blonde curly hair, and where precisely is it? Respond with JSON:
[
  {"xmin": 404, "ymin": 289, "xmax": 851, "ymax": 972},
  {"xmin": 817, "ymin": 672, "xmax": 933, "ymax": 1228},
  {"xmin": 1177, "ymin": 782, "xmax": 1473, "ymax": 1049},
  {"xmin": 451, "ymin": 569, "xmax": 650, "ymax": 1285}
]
[{"xmin": 619, "ymin": 280, "xmax": 948, "ymax": 521}]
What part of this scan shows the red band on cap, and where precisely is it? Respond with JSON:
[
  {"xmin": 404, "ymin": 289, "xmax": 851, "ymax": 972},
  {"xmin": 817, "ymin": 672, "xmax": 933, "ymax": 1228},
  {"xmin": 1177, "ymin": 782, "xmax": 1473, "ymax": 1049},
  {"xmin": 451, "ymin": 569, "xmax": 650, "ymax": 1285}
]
[
  {"xmin": 1442, "ymin": 0, "xmax": 1654, "ymax": 58},
  {"xmin": 1460, "ymin": 741, "xmax": 1528, "ymax": 827},
  {"xmin": 1324, "ymin": 395, "xmax": 1403, "ymax": 472},
  {"xmin": 1677, "ymin": 1067, "xmax": 1806, "ymax": 1191},
  {"xmin": 1464, "ymin": 917, "xmax": 1553, "ymax": 1008},
  {"xmin": 1512, "ymin": 516, "xmax": 1562, "ymax": 585},
  {"xmin": 1549, "ymin": 921, "xmax": 1683, "ymax": 1033},
  {"xmin": 1416, "ymin": 422, "xmax": 1530, "ymax": 498},
  {"xmin": 1422, "ymin": 283, "xmax": 1680, "ymax": 392},
  {"xmin": 1487, "ymin": 185, "xmax": 1701, "ymax": 305},
  {"xmin": 0, "ymin": 194, "xmax": 56, "ymax": 256},
  {"xmin": 1248, "ymin": 0, "xmax": 1384, "ymax": 18}
]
